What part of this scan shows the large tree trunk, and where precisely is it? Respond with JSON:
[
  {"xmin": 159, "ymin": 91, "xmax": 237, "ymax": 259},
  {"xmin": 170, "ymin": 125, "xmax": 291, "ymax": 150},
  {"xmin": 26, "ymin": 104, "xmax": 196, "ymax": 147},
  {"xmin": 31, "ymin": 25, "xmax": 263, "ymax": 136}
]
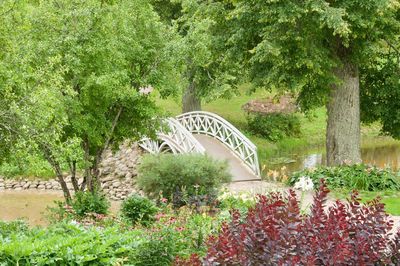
[
  {"xmin": 182, "ymin": 81, "xmax": 201, "ymax": 113},
  {"xmin": 326, "ymin": 60, "xmax": 361, "ymax": 166}
]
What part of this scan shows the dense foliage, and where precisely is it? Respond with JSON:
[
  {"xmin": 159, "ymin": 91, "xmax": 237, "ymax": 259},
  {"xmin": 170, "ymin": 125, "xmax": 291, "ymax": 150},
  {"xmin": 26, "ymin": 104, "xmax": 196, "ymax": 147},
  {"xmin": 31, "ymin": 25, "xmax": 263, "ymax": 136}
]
[
  {"xmin": 361, "ymin": 48, "xmax": 400, "ymax": 138},
  {"xmin": 70, "ymin": 191, "xmax": 110, "ymax": 217},
  {"xmin": 137, "ymin": 154, "xmax": 231, "ymax": 207},
  {"xmin": 120, "ymin": 194, "xmax": 159, "ymax": 226},
  {"xmin": 247, "ymin": 113, "xmax": 301, "ymax": 141},
  {"xmin": 0, "ymin": 0, "xmax": 180, "ymax": 199},
  {"xmin": 177, "ymin": 181, "xmax": 400, "ymax": 265},
  {"xmin": 0, "ymin": 220, "xmax": 28, "ymax": 238},
  {"xmin": 289, "ymin": 164, "xmax": 400, "ymax": 191},
  {"xmin": 151, "ymin": 0, "xmax": 241, "ymax": 112},
  {"xmin": 227, "ymin": 0, "xmax": 399, "ymax": 112},
  {"xmin": 0, "ymin": 204, "xmax": 221, "ymax": 265},
  {"xmin": 224, "ymin": 0, "xmax": 400, "ymax": 165}
]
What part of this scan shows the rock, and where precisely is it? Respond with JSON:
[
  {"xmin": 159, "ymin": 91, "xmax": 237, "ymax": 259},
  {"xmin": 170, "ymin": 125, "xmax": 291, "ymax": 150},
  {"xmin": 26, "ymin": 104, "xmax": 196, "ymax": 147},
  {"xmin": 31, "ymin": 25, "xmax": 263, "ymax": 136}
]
[
  {"xmin": 23, "ymin": 183, "xmax": 30, "ymax": 189},
  {"xmin": 101, "ymin": 176, "xmax": 114, "ymax": 182},
  {"xmin": 125, "ymin": 172, "xmax": 133, "ymax": 179},
  {"xmin": 14, "ymin": 187, "xmax": 23, "ymax": 191},
  {"xmin": 112, "ymin": 181, "xmax": 121, "ymax": 188},
  {"xmin": 37, "ymin": 185, "xmax": 45, "ymax": 190}
]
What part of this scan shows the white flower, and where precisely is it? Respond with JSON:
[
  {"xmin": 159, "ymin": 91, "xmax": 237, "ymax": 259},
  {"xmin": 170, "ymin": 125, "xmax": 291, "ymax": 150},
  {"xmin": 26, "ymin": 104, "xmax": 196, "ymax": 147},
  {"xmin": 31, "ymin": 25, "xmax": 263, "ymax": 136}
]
[
  {"xmin": 293, "ymin": 176, "xmax": 314, "ymax": 191},
  {"xmin": 139, "ymin": 85, "xmax": 154, "ymax": 95},
  {"xmin": 69, "ymin": 220, "xmax": 79, "ymax": 226}
]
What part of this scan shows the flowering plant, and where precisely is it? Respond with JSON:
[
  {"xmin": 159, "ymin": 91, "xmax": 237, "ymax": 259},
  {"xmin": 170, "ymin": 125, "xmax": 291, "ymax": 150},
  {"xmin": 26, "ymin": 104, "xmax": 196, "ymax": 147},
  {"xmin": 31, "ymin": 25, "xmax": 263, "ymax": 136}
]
[{"xmin": 293, "ymin": 175, "xmax": 314, "ymax": 191}]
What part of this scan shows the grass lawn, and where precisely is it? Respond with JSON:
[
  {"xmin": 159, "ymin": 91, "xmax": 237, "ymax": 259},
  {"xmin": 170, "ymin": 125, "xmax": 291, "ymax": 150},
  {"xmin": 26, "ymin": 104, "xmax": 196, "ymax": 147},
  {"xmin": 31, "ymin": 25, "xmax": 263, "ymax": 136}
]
[{"xmin": 333, "ymin": 190, "xmax": 400, "ymax": 216}]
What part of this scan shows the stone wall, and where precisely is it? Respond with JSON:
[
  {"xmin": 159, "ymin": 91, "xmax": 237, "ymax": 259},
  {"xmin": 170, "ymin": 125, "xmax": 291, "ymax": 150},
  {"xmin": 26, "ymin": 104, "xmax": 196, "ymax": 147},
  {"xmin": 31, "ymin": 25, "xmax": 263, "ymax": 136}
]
[
  {"xmin": 0, "ymin": 178, "xmax": 62, "ymax": 191},
  {"xmin": 98, "ymin": 142, "xmax": 142, "ymax": 200},
  {"xmin": 0, "ymin": 142, "xmax": 144, "ymax": 201}
]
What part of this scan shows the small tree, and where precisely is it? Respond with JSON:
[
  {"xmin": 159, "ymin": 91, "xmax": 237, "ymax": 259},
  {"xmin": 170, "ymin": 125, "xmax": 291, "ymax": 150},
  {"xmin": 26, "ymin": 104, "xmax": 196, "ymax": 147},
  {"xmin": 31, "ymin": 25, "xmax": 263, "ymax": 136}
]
[{"xmin": 2, "ymin": 0, "xmax": 180, "ymax": 200}]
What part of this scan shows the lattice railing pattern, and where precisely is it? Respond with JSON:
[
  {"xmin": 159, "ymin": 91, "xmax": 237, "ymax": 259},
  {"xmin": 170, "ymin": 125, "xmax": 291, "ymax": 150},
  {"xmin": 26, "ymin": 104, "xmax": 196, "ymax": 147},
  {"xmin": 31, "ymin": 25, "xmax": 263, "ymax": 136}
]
[
  {"xmin": 139, "ymin": 118, "xmax": 205, "ymax": 155},
  {"xmin": 176, "ymin": 111, "xmax": 260, "ymax": 176}
]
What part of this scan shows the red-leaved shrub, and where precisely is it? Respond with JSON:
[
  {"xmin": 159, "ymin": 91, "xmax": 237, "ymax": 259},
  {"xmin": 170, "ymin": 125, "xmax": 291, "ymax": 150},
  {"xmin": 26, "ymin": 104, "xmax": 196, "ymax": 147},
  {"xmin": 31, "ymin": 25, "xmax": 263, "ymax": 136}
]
[{"xmin": 176, "ymin": 180, "xmax": 400, "ymax": 265}]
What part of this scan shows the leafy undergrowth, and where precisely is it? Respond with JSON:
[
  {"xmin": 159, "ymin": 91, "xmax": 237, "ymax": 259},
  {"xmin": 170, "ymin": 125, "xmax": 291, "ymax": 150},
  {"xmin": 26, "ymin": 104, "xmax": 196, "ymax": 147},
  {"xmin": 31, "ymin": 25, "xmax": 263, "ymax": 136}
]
[
  {"xmin": 289, "ymin": 164, "xmax": 400, "ymax": 191},
  {"xmin": 0, "ymin": 204, "xmax": 221, "ymax": 265},
  {"xmin": 176, "ymin": 180, "xmax": 400, "ymax": 265},
  {"xmin": 1, "ymin": 181, "xmax": 400, "ymax": 265}
]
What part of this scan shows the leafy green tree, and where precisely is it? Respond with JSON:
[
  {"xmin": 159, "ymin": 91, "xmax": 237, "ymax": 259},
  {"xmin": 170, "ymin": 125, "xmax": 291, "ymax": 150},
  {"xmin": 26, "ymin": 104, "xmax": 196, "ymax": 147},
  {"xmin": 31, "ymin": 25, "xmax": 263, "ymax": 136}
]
[
  {"xmin": 361, "ymin": 35, "xmax": 400, "ymax": 138},
  {"xmin": 152, "ymin": 0, "xmax": 241, "ymax": 113},
  {"xmin": 1, "ymin": 0, "xmax": 179, "ymax": 200},
  {"xmin": 0, "ymin": 0, "xmax": 23, "ymax": 161},
  {"xmin": 228, "ymin": 0, "xmax": 400, "ymax": 165}
]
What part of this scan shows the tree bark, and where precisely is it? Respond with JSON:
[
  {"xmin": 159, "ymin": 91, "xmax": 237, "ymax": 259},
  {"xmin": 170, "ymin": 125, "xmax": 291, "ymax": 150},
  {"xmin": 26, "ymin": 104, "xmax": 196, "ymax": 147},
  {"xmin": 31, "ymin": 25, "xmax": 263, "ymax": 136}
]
[
  {"xmin": 68, "ymin": 160, "xmax": 79, "ymax": 192},
  {"xmin": 326, "ymin": 60, "xmax": 361, "ymax": 166},
  {"xmin": 82, "ymin": 138, "xmax": 91, "ymax": 191},
  {"xmin": 41, "ymin": 145, "xmax": 71, "ymax": 201},
  {"xmin": 182, "ymin": 81, "xmax": 201, "ymax": 113}
]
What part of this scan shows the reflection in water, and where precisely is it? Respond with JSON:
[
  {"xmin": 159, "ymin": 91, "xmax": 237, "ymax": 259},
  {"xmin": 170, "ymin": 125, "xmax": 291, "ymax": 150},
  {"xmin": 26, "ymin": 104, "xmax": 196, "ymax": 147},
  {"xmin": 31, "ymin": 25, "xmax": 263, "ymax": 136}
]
[
  {"xmin": 270, "ymin": 143, "xmax": 400, "ymax": 173},
  {"xmin": 303, "ymin": 154, "xmax": 323, "ymax": 169}
]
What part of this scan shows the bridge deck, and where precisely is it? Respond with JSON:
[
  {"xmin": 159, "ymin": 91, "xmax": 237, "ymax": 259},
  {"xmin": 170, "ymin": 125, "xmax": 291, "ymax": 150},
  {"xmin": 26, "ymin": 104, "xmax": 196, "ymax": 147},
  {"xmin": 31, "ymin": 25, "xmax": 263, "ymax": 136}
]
[{"xmin": 193, "ymin": 134, "xmax": 261, "ymax": 182}]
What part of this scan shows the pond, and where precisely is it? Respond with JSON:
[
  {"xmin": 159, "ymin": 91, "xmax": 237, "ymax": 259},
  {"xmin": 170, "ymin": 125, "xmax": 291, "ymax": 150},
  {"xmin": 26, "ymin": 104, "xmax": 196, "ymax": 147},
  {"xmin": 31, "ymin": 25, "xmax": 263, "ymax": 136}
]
[
  {"xmin": 0, "ymin": 191, "xmax": 121, "ymax": 226},
  {"xmin": 266, "ymin": 140, "xmax": 400, "ymax": 174}
]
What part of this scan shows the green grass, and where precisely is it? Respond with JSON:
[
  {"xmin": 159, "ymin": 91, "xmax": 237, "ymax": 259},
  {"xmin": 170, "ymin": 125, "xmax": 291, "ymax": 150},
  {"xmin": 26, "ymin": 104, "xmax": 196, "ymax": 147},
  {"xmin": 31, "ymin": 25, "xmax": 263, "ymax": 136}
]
[{"xmin": 333, "ymin": 190, "xmax": 400, "ymax": 216}]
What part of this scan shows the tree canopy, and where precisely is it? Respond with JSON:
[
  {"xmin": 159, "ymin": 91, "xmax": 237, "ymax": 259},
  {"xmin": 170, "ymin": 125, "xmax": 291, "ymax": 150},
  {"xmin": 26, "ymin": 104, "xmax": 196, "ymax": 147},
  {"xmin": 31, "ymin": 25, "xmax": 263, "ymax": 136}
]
[
  {"xmin": 0, "ymin": 0, "xmax": 180, "ymax": 199},
  {"xmin": 224, "ymin": 0, "xmax": 400, "ymax": 164},
  {"xmin": 227, "ymin": 0, "xmax": 399, "ymax": 110},
  {"xmin": 151, "ymin": 0, "xmax": 242, "ymax": 112}
]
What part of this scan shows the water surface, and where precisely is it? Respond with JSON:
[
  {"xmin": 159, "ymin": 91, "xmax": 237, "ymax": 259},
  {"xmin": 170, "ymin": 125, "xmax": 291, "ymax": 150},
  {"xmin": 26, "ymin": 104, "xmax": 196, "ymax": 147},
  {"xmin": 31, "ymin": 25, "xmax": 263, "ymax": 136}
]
[
  {"xmin": 266, "ymin": 141, "xmax": 400, "ymax": 174},
  {"xmin": 0, "ymin": 191, "xmax": 121, "ymax": 226}
]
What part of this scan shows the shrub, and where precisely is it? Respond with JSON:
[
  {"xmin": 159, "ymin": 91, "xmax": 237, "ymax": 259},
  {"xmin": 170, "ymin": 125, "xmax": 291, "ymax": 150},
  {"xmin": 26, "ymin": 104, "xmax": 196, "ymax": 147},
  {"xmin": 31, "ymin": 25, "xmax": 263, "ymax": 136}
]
[
  {"xmin": 247, "ymin": 113, "xmax": 301, "ymax": 141},
  {"xmin": 0, "ymin": 220, "xmax": 28, "ymax": 238},
  {"xmin": 289, "ymin": 164, "xmax": 400, "ymax": 191},
  {"xmin": 217, "ymin": 190, "xmax": 256, "ymax": 219},
  {"xmin": 176, "ymin": 180, "xmax": 400, "ymax": 265},
  {"xmin": 70, "ymin": 191, "xmax": 110, "ymax": 217},
  {"xmin": 0, "ymin": 206, "xmax": 220, "ymax": 265},
  {"xmin": 120, "ymin": 194, "xmax": 158, "ymax": 226},
  {"xmin": 137, "ymin": 154, "xmax": 231, "ymax": 207},
  {"xmin": 0, "ymin": 222, "xmax": 151, "ymax": 265}
]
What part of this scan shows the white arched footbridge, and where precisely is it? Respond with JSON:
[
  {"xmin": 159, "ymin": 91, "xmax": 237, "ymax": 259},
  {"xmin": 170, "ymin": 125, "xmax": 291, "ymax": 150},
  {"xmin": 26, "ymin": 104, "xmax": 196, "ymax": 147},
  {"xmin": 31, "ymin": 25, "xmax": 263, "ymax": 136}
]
[{"xmin": 139, "ymin": 111, "xmax": 261, "ymax": 181}]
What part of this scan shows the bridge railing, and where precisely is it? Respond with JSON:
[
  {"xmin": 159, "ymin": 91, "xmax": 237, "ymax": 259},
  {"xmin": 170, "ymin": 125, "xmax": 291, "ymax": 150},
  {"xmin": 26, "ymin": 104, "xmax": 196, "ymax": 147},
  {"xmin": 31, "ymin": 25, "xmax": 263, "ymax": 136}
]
[
  {"xmin": 139, "ymin": 118, "xmax": 205, "ymax": 154},
  {"xmin": 176, "ymin": 111, "xmax": 260, "ymax": 176}
]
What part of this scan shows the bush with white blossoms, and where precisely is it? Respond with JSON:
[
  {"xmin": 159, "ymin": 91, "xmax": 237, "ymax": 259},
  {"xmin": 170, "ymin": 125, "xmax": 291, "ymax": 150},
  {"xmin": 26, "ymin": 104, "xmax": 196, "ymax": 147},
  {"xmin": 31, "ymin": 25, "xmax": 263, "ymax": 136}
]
[{"xmin": 293, "ymin": 176, "xmax": 314, "ymax": 191}]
